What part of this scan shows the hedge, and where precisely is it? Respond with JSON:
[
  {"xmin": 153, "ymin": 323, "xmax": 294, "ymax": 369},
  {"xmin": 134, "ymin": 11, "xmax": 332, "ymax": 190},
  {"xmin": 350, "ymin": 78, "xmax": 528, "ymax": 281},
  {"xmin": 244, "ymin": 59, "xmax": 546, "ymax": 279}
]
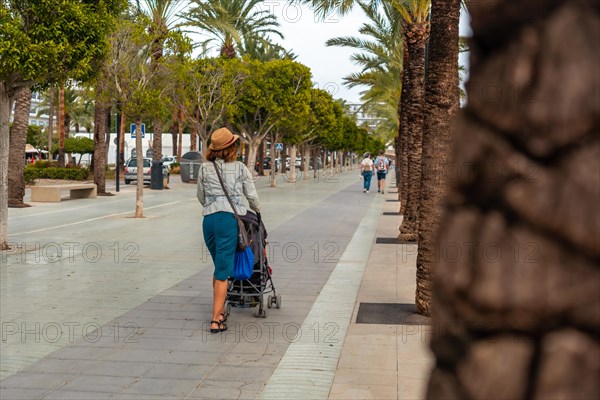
[
  {"xmin": 31, "ymin": 160, "xmax": 59, "ymax": 169},
  {"xmin": 25, "ymin": 166, "xmax": 89, "ymax": 184}
]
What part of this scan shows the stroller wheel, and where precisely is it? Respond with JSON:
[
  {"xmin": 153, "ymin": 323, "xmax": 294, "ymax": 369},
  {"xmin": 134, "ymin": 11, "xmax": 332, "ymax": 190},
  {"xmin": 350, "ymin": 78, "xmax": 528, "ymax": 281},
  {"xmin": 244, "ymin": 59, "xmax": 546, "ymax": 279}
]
[
  {"xmin": 254, "ymin": 307, "xmax": 268, "ymax": 318},
  {"xmin": 225, "ymin": 301, "xmax": 232, "ymax": 317},
  {"xmin": 267, "ymin": 295, "xmax": 273, "ymax": 309},
  {"xmin": 275, "ymin": 295, "xmax": 282, "ymax": 309}
]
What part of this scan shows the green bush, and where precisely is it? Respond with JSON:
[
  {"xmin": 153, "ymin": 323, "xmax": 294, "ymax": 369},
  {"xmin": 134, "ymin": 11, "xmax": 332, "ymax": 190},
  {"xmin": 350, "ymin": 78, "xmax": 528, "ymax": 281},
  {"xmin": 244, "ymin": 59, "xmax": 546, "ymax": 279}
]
[
  {"xmin": 25, "ymin": 166, "xmax": 89, "ymax": 184},
  {"xmin": 31, "ymin": 160, "xmax": 58, "ymax": 169}
]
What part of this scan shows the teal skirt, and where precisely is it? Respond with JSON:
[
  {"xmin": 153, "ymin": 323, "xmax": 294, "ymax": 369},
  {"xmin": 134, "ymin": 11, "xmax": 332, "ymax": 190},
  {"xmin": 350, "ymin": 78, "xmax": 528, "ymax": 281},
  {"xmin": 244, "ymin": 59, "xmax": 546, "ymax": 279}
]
[{"xmin": 202, "ymin": 212, "xmax": 238, "ymax": 281}]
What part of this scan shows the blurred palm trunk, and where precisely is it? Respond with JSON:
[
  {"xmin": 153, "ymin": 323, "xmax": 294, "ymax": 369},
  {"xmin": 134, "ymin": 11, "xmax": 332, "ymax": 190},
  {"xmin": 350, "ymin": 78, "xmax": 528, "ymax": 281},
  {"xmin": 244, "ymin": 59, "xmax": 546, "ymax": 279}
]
[{"xmin": 8, "ymin": 86, "xmax": 31, "ymax": 207}]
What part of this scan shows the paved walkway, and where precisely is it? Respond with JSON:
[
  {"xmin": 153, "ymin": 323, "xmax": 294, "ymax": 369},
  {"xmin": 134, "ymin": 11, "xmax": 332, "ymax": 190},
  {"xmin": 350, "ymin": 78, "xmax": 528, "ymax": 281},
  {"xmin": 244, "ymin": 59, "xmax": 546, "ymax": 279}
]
[{"xmin": 1, "ymin": 169, "xmax": 432, "ymax": 399}]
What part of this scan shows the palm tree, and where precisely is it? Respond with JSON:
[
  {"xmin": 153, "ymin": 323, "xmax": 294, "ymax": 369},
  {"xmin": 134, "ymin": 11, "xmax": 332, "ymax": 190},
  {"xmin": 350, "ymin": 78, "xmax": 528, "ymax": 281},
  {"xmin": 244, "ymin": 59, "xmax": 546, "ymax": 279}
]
[
  {"xmin": 36, "ymin": 86, "xmax": 78, "ymax": 131},
  {"xmin": 298, "ymin": 0, "xmax": 430, "ymax": 239},
  {"xmin": 69, "ymin": 94, "xmax": 94, "ymax": 133},
  {"xmin": 297, "ymin": 0, "xmax": 359, "ymax": 17},
  {"xmin": 242, "ymin": 36, "xmax": 296, "ymax": 61},
  {"xmin": 57, "ymin": 84, "xmax": 66, "ymax": 166},
  {"xmin": 182, "ymin": 0, "xmax": 283, "ymax": 58},
  {"xmin": 40, "ymin": 85, "xmax": 80, "ymax": 166},
  {"xmin": 47, "ymin": 86, "xmax": 55, "ymax": 153},
  {"xmin": 326, "ymin": 1, "xmax": 403, "ymax": 141},
  {"xmin": 427, "ymin": 1, "xmax": 600, "ymax": 397},
  {"xmin": 7, "ymin": 87, "xmax": 31, "ymax": 208},
  {"xmin": 396, "ymin": 0, "xmax": 431, "ymax": 242},
  {"xmin": 94, "ymin": 70, "xmax": 109, "ymax": 195},
  {"xmin": 414, "ymin": 0, "xmax": 460, "ymax": 317},
  {"xmin": 137, "ymin": 0, "xmax": 189, "ymax": 162}
]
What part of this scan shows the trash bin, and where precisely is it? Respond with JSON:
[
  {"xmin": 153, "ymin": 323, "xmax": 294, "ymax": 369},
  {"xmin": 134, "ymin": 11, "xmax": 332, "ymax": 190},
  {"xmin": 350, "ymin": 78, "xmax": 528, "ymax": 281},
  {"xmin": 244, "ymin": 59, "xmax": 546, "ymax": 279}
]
[
  {"xmin": 151, "ymin": 160, "xmax": 164, "ymax": 190},
  {"xmin": 180, "ymin": 151, "xmax": 203, "ymax": 183}
]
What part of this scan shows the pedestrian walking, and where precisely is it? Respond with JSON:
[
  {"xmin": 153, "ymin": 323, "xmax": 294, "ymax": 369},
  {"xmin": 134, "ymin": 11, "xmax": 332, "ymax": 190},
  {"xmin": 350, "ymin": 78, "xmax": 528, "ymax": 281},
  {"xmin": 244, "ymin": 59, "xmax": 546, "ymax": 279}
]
[
  {"xmin": 360, "ymin": 152, "xmax": 374, "ymax": 193},
  {"xmin": 197, "ymin": 127, "xmax": 261, "ymax": 333},
  {"xmin": 375, "ymin": 150, "xmax": 390, "ymax": 194}
]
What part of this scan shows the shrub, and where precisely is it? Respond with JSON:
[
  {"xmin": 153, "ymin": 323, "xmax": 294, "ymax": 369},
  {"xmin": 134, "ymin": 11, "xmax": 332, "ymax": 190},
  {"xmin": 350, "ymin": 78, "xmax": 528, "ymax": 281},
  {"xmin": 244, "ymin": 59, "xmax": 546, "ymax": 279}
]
[
  {"xmin": 31, "ymin": 160, "xmax": 58, "ymax": 169},
  {"xmin": 25, "ymin": 166, "xmax": 89, "ymax": 184}
]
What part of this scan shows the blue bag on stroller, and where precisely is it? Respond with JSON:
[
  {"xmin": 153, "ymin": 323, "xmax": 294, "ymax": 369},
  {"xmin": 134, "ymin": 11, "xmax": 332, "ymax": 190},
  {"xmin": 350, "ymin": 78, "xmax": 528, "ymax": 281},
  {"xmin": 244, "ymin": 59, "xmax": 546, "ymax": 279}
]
[{"xmin": 233, "ymin": 247, "xmax": 254, "ymax": 280}]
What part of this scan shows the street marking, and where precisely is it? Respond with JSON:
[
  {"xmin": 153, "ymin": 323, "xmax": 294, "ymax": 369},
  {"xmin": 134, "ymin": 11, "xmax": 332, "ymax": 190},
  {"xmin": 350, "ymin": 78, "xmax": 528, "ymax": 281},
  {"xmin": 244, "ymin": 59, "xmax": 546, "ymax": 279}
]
[
  {"xmin": 10, "ymin": 200, "xmax": 188, "ymax": 236},
  {"xmin": 8, "ymin": 199, "xmax": 131, "ymax": 219}
]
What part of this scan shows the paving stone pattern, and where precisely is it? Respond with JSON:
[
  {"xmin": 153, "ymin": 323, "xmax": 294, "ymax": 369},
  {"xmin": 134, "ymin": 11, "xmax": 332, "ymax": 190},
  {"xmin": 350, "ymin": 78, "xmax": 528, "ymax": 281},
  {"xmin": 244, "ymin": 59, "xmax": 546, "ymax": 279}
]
[{"xmin": 1, "ymin": 181, "xmax": 373, "ymax": 399}]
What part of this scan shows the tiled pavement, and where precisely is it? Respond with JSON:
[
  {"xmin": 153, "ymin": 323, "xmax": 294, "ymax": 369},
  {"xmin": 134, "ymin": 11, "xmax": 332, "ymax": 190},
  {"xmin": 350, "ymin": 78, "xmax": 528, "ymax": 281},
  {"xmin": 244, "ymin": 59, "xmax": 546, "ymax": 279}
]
[{"xmin": 1, "ymin": 170, "xmax": 432, "ymax": 399}]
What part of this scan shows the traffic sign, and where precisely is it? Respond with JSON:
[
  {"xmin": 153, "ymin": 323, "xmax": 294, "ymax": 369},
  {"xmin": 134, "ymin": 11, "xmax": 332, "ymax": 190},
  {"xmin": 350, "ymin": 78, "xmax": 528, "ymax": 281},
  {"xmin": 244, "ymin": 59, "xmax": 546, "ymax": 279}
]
[
  {"xmin": 275, "ymin": 143, "xmax": 283, "ymax": 151},
  {"xmin": 131, "ymin": 123, "xmax": 146, "ymax": 138}
]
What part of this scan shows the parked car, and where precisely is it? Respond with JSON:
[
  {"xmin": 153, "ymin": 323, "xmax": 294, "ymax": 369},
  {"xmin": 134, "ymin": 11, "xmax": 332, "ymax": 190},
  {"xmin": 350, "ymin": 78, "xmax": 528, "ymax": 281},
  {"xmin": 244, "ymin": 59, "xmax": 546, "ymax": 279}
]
[
  {"xmin": 162, "ymin": 155, "xmax": 178, "ymax": 168},
  {"xmin": 255, "ymin": 156, "xmax": 281, "ymax": 172},
  {"xmin": 284, "ymin": 157, "xmax": 304, "ymax": 170},
  {"xmin": 124, "ymin": 158, "xmax": 169, "ymax": 185}
]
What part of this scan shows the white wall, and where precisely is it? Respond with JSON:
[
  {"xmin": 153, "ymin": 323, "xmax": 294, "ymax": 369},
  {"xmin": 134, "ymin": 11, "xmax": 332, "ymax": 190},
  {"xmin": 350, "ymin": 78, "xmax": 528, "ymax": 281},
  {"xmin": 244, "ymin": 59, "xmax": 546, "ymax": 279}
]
[{"xmin": 74, "ymin": 133, "xmax": 196, "ymax": 164}]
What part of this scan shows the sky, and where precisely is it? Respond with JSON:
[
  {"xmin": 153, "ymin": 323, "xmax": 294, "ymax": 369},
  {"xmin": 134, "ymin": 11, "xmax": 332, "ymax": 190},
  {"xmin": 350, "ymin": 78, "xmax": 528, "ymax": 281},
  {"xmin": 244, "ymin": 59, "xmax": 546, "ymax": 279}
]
[
  {"xmin": 186, "ymin": 2, "xmax": 472, "ymax": 104},
  {"xmin": 272, "ymin": 3, "xmax": 473, "ymax": 103}
]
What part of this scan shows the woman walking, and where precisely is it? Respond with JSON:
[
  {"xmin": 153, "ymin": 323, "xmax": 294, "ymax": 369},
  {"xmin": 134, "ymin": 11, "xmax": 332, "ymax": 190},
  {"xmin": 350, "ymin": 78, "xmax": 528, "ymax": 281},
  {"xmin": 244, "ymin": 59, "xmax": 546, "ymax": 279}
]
[
  {"xmin": 360, "ymin": 152, "xmax": 374, "ymax": 193},
  {"xmin": 197, "ymin": 127, "xmax": 261, "ymax": 333}
]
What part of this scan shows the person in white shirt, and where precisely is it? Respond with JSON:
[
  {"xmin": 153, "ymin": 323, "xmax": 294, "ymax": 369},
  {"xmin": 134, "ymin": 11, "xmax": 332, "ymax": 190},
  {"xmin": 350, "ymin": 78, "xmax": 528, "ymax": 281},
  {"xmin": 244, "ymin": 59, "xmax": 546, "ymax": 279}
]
[
  {"xmin": 360, "ymin": 152, "xmax": 374, "ymax": 193},
  {"xmin": 374, "ymin": 150, "xmax": 390, "ymax": 194}
]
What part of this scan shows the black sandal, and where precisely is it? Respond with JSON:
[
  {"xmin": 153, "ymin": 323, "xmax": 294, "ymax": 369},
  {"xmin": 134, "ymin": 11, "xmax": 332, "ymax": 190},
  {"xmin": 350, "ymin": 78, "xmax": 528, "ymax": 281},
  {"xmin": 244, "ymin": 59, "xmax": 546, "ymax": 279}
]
[
  {"xmin": 219, "ymin": 312, "xmax": 227, "ymax": 323},
  {"xmin": 210, "ymin": 320, "xmax": 227, "ymax": 334}
]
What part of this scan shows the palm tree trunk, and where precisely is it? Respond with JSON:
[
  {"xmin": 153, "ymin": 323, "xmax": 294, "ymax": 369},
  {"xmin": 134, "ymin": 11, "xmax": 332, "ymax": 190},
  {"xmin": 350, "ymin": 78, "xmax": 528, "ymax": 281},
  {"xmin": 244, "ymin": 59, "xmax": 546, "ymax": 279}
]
[
  {"xmin": 134, "ymin": 117, "xmax": 144, "ymax": 218},
  {"xmin": 0, "ymin": 83, "xmax": 14, "ymax": 249},
  {"xmin": 8, "ymin": 86, "xmax": 31, "ymax": 207},
  {"xmin": 426, "ymin": 1, "xmax": 600, "ymax": 398},
  {"xmin": 119, "ymin": 111, "xmax": 126, "ymax": 168},
  {"xmin": 399, "ymin": 46, "xmax": 409, "ymax": 212},
  {"xmin": 105, "ymin": 106, "xmax": 111, "ymax": 160},
  {"xmin": 47, "ymin": 86, "xmax": 54, "ymax": 154},
  {"xmin": 399, "ymin": 24, "xmax": 429, "ymax": 242},
  {"xmin": 415, "ymin": 0, "xmax": 460, "ymax": 317},
  {"xmin": 57, "ymin": 84, "xmax": 65, "ymax": 167},
  {"xmin": 394, "ymin": 127, "xmax": 400, "ymax": 194},
  {"xmin": 93, "ymin": 83, "xmax": 107, "ymax": 195}
]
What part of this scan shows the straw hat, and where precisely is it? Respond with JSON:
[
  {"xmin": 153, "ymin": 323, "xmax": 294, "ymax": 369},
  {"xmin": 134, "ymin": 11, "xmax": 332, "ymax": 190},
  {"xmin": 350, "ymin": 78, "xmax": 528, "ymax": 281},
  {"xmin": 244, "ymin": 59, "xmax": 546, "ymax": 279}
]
[{"xmin": 208, "ymin": 127, "xmax": 239, "ymax": 151}]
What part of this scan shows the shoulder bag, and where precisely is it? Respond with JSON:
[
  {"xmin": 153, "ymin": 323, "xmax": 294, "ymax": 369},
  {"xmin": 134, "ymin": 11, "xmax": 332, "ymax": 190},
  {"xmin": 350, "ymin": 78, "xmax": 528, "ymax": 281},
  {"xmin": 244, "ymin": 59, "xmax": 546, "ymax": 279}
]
[{"xmin": 211, "ymin": 161, "xmax": 250, "ymax": 252}]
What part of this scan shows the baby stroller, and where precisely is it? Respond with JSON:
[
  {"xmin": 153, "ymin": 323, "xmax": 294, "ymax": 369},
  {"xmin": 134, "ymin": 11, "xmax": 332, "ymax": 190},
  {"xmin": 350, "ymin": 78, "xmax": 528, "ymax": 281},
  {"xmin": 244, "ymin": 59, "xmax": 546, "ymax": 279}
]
[{"xmin": 224, "ymin": 211, "xmax": 281, "ymax": 318}]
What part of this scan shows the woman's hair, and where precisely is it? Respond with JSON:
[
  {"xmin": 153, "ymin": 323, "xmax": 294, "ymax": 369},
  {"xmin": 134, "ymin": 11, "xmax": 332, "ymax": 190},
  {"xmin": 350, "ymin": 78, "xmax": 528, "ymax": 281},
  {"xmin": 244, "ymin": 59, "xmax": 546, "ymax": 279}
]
[
  {"xmin": 363, "ymin": 152, "xmax": 371, "ymax": 158},
  {"xmin": 378, "ymin": 150, "xmax": 385, "ymax": 156},
  {"xmin": 205, "ymin": 142, "xmax": 239, "ymax": 162}
]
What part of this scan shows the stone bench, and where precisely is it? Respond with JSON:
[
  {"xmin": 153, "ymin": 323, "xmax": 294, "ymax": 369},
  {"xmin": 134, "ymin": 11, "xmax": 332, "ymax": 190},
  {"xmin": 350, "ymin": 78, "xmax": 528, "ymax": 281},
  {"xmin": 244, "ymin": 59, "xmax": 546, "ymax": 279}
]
[{"xmin": 30, "ymin": 183, "xmax": 97, "ymax": 202}]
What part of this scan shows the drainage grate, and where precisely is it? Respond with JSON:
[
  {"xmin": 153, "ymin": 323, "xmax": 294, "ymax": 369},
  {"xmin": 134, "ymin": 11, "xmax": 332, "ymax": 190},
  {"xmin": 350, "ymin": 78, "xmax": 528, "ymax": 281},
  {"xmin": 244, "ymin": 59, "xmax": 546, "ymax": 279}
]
[
  {"xmin": 386, "ymin": 199, "xmax": 400, "ymax": 202},
  {"xmin": 382, "ymin": 212, "xmax": 400, "ymax": 216},
  {"xmin": 375, "ymin": 237, "xmax": 415, "ymax": 244},
  {"xmin": 356, "ymin": 303, "xmax": 430, "ymax": 325}
]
